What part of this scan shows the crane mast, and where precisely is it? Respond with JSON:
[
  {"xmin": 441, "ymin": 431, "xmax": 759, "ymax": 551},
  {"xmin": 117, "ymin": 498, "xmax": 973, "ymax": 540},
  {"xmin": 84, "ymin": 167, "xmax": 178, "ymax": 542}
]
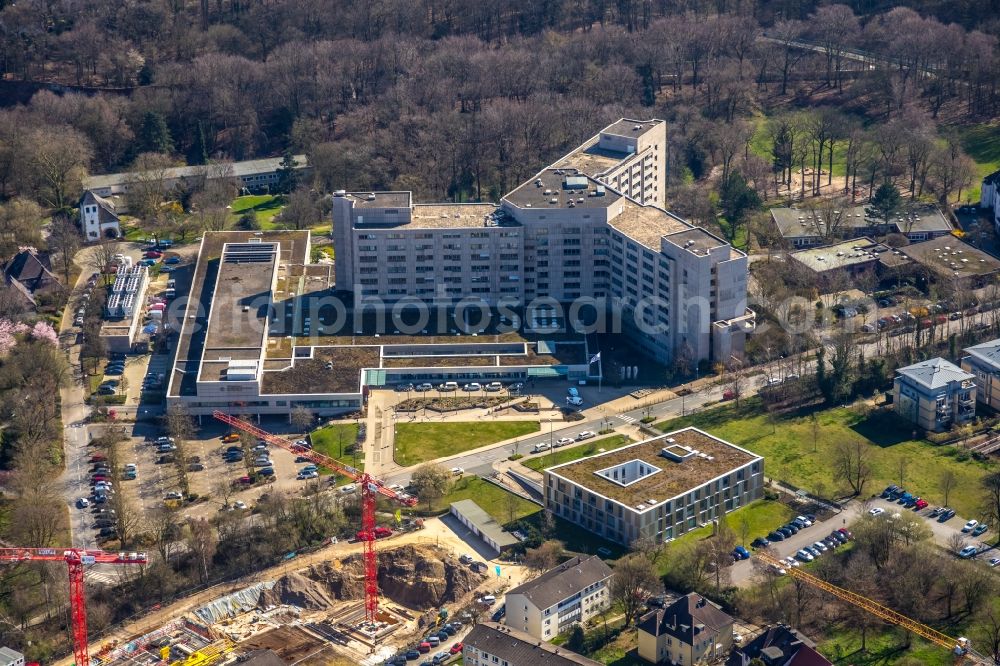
[{"xmin": 212, "ymin": 411, "xmax": 415, "ymax": 624}]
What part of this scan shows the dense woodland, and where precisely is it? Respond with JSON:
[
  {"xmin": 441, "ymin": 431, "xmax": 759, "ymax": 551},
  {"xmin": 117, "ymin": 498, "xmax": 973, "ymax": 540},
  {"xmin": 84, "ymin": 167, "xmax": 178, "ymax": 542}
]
[{"xmin": 0, "ymin": 0, "xmax": 998, "ymax": 226}]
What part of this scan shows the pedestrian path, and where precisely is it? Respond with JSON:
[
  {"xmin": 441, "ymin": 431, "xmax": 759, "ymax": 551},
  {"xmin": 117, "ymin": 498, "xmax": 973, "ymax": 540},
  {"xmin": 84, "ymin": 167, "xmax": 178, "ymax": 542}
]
[
  {"xmin": 85, "ymin": 568, "xmax": 122, "ymax": 587},
  {"xmin": 616, "ymin": 414, "xmax": 637, "ymax": 424}
]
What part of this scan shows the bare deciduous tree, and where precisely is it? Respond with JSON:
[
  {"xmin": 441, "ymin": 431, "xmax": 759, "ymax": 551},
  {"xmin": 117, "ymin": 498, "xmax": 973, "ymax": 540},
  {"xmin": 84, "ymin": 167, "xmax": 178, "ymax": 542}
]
[
  {"xmin": 833, "ymin": 440, "xmax": 872, "ymax": 496},
  {"xmin": 610, "ymin": 553, "xmax": 661, "ymax": 627}
]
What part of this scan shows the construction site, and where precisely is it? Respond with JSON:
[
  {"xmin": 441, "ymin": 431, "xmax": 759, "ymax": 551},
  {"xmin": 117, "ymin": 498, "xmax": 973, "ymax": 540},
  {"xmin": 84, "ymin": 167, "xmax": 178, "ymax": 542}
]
[{"xmin": 86, "ymin": 540, "xmax": 509, "ymax": 666}]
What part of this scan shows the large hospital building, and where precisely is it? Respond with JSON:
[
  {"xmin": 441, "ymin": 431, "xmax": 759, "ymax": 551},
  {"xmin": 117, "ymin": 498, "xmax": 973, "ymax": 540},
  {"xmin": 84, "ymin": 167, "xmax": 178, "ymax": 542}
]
[
  {"xmin": 332, "ymin": 119, "xmax": 754, "ymax": 365},
  {"xmin": 166, "ymin": 120, "xmax": 754, "ymax": 419}
]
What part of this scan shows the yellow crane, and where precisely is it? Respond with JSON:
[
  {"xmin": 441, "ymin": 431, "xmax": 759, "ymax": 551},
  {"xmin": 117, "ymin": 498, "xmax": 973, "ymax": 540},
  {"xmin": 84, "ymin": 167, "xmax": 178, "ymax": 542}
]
[{"xmin": 754, "ymin": 552, "xmax": 988, "ymax": 664}]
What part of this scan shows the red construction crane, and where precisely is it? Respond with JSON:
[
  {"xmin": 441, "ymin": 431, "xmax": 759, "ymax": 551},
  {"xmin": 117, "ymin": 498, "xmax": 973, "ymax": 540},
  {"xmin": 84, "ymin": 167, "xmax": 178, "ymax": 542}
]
[
  {"xmin": 212, "ymin": 411, "xmax": 417, "ymax": 625},
  {"xmin": 0, "ymin": 548, "xmax": 148, "ymax": 666}
]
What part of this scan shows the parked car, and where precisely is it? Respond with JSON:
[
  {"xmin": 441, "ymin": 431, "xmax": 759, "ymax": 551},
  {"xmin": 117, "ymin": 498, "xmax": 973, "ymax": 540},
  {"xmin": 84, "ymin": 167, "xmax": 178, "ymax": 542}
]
[
  {"xmin": 566, "ymin": 396, "xmax": 584, "ymax": 406},
  {"xmin": 484, "ymin": 382, "xmax": 503, "ymax": 392},
  {"xmin": 257, "ymin": 467, "xmax": 275, "ymax": 477},
  {"xmin": 76, "ymin": 498, "xmax": 90, "ymax": 508},
  {"xmin": 914, "ymin": 499, "xmax": 928, "ymax": 510},
  {"xmin": 751, "ymin": 537, "xmax": 770, "ymax": 548},
  {"xmin": 767, "ymin": 531, "xmax": 785, "ymax": 542},
  {"xmin": 576, "ymin": 430, "xmax": 596, "ymax": 441},
  {"xmin": 962, "ymin": 519, "xmax": 979, "ymax": 533},
  {"xmin": 555, "ymin": 437, "xmax": 575, "ymax": 447},
  {"xmin": 164, "ymin": 256, "xmax": 181, "ymax": 264},
  {"xmin": 972, "ymin": 523, "xmax": 988, "ymax": 537},
  {"xmin": 732, "ymin": 546, "xmax": 750, "ymax": 560},
  {"xmin": 959, "ymin": 545, "xmax": 979, "ymax": 559},
  {"xmin": 395, "ymin": 383, "xmax": 415, "ymax": 392},
  {"xmin": 415, "ymin": 383, "xmax": 434, "ymax": 392},
  {"xmin": 796, "ymin": 549, "xmax": 814, "ymax": 562},
  {"xmin": 938, "ymin": 508, "xmax": 956, "ymax": 522},
  {"xmin": 869, "ymin": 507, "xmax": 885, "ymax": 517},
  {"xmin": 462, "ymin": 382, "xmax": 482, "ymax": 392}
]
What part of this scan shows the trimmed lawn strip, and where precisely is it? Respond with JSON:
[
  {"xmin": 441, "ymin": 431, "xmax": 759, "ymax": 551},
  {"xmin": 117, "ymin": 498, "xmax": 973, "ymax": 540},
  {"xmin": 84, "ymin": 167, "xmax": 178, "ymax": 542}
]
[
  {"xmin": 309, "ymin": 423, "xmax": 362, "ymax": 483},
  {"xmin": 394, "ymin": 421, "xmax": 539, "ymax": 467},
  {"xmin": 656, "ymin": 398, "xmax": 997, "ymax": 519},
  {"xmin": 522, "ymin": 435, "xmax": 633, "ymax": 471},
  {"xmin": 437, "ymin": 477, "xmax": 540, "ymax": 524},
  {"xmin": 229, "ymin": 194, "xmax": 286, "ymax": 228}
]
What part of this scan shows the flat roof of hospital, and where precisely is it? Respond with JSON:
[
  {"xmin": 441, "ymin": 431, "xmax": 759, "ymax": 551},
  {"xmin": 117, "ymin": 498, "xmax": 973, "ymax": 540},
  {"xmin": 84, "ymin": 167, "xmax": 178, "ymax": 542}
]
[
  {"xmin": 169, "ymin": 230, "xmax": 311, "ymax": 397},
  {"xmin": 547, "ymin": 427, "xmax": 760, "ymax": 508},
  {"xmin": 608, "ymin": 202, "xmax": 687, "ymax": 250},
  {"xmin": 503, "ymin": 169, "xmax": 622, "ymax": 210}
]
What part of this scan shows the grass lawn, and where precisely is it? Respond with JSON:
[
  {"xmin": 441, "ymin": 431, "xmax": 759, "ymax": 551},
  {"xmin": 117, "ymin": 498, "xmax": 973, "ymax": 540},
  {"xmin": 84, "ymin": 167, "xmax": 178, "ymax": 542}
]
[
  {"xmin": 657, "ymin": 398, "xmax": 998, "ymax": 519},
  {"xmin": 819, "ymin": 626, "xmax": 954, "ymax": 666},
  {"xmin": 229, "ymin": 194, "xmax": 286, "ymax": 228},
  {"xmin": 522, "ymin": 435, "xmax": 632, "ymax": 471},
  {"xmin": 309, "ymin": 423, "xmax": 362, "ymax": 481},
  {"xmin": 686, "ymin": 499, "xmax": 794, "ymax": 547},
  {"xmin": 958, "ymin": 122, "xmax": 1000, "ymax": 204},
  {"xmin": 393, "ymin": 421, "xmax": 539, "ymax": 467},
  {"xmin": 435, "ymin": 476, "xmax": 541, "ymax": 524}
]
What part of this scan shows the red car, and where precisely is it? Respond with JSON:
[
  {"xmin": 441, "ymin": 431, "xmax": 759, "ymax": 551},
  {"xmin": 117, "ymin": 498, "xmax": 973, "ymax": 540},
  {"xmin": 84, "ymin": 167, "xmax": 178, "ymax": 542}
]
[
  {"xmin": 356, "ymin": 526, "xmax": 393, "ymax": 541},
  {"xmin": 145, "ymin": 250, "xmax": 163, "ymax": 258},
  {"xmin": 90, "ymin": 455, "xmax": 106, "ymax": 463},
  {"xmin": 450, "ymin": 643, "xmax": 464, "ymax": 655},
  {"xmin": 722, "ymin": 389, "xmax": 736, "ymax": 401},
  {"xmin": 91, "ymin": 475, "xmax": 108, "ymax": 482},
  {"xmin": 914, "ymin": 498, "xmax": 928, "ymax": 510}
]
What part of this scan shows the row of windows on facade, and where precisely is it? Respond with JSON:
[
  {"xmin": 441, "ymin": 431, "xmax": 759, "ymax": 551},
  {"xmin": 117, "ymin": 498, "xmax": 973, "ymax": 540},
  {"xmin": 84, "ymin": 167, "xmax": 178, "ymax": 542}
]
[{"xmin": 359, "ymin": 287, "xmax": 520, "ymax": 295}]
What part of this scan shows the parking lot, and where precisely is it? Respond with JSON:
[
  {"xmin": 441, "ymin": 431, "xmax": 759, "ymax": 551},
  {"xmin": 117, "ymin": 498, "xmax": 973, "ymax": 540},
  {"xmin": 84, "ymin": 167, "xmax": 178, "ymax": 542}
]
[{"xmin": 866, "ymin": 496, "xmax": 999, "ymax": 567}]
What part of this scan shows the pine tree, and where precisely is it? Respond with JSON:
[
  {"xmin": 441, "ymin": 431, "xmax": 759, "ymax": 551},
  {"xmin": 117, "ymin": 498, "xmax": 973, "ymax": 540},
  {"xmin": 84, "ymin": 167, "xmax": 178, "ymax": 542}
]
[
  {"xmin": 138, "ymin": 111, "xmax": 174, "ymax": 154},
  {"xmin": 188, "ymin": 121, "xmax": 208, "ymax": 165},
  {"xmin": 275, "ymin": 150, "xmax": 299, "ymax": 194}
]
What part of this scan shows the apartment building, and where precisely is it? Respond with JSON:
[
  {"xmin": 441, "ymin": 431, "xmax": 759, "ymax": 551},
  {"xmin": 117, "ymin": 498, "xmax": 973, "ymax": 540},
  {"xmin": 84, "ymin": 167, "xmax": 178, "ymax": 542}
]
[
  {"xmin": 894, "ymin": 358, "xmax": 976, "ymax": 432},
  {"xmin": 638, "ymin": 593, "xmax": 734, "ymax": 665},
  {"xmin": 463, "ymin": 623, "xmax": 602, "ymax": 666},
  {"xmin": 961, "ymin": 338, "xmax": 1000, "ymax": 411},
  {"xmin": 504, "ymin": 555, "xmax": 613, "ymax": 640},
  {"xmin": 544, "ymin": 428, "xmax": 764, "ymax": 546},
  {"xmin": 331, "ymin": 119, "xmax": 754, "ymax": 366}
]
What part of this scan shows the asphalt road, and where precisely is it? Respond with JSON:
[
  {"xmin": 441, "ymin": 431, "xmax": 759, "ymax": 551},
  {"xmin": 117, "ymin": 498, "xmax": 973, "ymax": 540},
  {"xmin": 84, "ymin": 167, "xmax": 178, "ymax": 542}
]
[{"xmin": 382, "ymin": 379, "xmax": 737, "ymax": 487}]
